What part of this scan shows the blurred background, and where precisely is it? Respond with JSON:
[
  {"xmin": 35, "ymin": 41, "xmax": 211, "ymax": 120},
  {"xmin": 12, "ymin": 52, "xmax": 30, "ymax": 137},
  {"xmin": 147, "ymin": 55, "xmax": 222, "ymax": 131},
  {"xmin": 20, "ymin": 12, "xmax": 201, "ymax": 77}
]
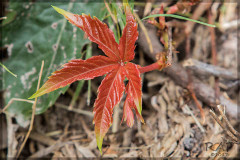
[{"xmin": 1, "ymin": 0, "xmax": 239, "ymax": 158}]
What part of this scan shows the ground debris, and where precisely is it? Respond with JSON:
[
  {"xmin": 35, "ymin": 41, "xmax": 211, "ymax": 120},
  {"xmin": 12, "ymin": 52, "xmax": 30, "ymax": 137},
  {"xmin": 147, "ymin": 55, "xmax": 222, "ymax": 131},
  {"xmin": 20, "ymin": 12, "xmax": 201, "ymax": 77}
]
[{"xmin": 2, "ymin": 1, "xmax": 239, "ymax": 159}]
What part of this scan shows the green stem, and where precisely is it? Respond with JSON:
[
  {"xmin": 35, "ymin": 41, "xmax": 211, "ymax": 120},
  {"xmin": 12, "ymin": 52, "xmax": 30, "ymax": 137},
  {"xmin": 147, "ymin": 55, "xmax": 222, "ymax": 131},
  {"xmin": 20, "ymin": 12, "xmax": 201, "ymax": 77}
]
[{"xmin": 69, "ymin": 80, "xmax": 84, "ymax": 108}]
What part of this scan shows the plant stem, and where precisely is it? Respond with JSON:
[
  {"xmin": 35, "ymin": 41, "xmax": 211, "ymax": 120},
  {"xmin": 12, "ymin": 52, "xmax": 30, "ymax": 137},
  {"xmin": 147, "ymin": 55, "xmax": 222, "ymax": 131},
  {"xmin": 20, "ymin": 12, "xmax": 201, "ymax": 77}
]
[{"xmin": 139, "ymin": 62, "xmax": 162, "ymax": 74}]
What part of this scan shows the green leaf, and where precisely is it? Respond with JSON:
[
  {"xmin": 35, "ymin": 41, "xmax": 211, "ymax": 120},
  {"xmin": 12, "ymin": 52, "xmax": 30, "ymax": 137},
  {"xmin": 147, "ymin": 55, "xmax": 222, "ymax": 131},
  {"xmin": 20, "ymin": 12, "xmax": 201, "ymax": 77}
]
[
  {"xmin": 2, "ymin": 2, "xmax": 106, "ymax": 126},
  {"xmin": 142, "ymin": 14, "xmax": 216, "ymax": 27}
]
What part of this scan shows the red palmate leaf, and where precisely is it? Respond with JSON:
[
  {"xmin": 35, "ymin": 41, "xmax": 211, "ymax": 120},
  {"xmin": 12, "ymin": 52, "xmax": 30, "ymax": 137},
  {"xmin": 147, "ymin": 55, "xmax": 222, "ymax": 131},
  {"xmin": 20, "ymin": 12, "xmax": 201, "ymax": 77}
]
[
  {"xmin": 119, "ymin": 5, "xmax": 138, "ymax": 62},
  {"xmin": 30, "ymin": 6, "xmax": 147, "ymax": 154},
  {"xmin": 52, "ymin": 6, "xmax": 121, "ymax": 62},
  {"xmin": 93, "ymin": 66, "xmax": 125, "ymax": 153},
  {"xmin": 29, "ymin": 56, "xmax": 118, "ymax": 99}
]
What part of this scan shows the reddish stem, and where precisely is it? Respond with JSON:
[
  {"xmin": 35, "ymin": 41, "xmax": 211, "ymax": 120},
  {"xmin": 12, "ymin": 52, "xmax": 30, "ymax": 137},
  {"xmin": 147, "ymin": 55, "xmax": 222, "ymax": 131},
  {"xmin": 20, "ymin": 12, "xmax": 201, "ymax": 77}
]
[{"xmin": 139, "ymin": 62, "xmax": 161, "ymax": 74}]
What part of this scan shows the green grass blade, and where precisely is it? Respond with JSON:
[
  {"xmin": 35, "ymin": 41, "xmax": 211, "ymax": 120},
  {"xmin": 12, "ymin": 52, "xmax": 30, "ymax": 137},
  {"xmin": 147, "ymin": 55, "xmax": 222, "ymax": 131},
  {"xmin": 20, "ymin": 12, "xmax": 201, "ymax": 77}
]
[
  {"xmin": 0, "ymin": 62, "xmax": 17, "ymax": 78},
  {"xmin": 142, "ymin": 14, "xmax": 216, "ymax": 27},
  {"xmin": 86, "ymin": 43, "xmax": 92, "ymax": 105},
  {"xmin": 86, "ymin": 43, "xmax": 92, "ymax": 59},
  {"xmin": 107, "ymin": 15, "xmax": 118, "ymax": 43},
  {"xmin": 69, "ymin": 80, "xmax": 85, "ymax": 108},
  {"xmin": 87, "ymin": 80, "xmax": 91, "ymax": 106}
]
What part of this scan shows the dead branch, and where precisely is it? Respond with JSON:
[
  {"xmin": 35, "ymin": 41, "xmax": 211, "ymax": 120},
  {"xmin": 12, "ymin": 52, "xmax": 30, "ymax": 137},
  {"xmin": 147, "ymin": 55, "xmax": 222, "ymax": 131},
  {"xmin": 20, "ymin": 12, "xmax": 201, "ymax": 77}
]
[
  {"xmin": 138, "ymin": 22, "xmax": 164, "ymax": 58},
  {"xmin": 183, "ymin": 58, "xmax": 237, "ymax": 80}
]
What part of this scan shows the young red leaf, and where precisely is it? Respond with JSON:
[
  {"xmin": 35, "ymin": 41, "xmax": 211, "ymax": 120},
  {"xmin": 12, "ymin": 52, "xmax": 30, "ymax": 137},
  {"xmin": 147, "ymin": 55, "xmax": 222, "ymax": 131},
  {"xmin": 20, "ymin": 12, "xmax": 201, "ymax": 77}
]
[
  {"xmin": 93, "ymin": 66, "xmax": 125, "ymax": 153},
  {"xmin": 52, "ymin": 6, "xmax": 121, "ymax": 62},
  {"xmin": 119, "ymin": 6, "xmax": 138, "ymax": 62},
  {"xmin": 29, "ymin": 5, "xmax": 154, "ymax": 155},
  {"xmin": 124, "ymin": 63, "xmax": 142, "ymax": 115},
  {"xmin": 29, "ymin": 56, "xmax": 118, "ymax": 99}
]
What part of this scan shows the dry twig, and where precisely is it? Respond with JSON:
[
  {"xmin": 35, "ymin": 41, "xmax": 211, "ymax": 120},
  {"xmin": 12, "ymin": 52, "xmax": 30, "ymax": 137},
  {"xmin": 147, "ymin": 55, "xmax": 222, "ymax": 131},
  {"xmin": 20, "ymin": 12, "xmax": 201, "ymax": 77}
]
[
  {"xmin": 55, "ymin": 103, "xmax": 93, "ymax": 117},
  {"xmin": 209, "ymin": 106, "xmax": 239, "ymax": 143},
  {"xmin": 183, "ymin": 105, "xmax": 205, "ymax": 133},
  {"xmin": 1, "ymin": 98, "xmax": 34, "ymax": 114},
  {"xmin": 17, "ymin": 60, "xmax": 44, "ymax": 158},
  {"xmin": 216, "ymin": 105, "xmax": 240, "ymax": 139}
]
